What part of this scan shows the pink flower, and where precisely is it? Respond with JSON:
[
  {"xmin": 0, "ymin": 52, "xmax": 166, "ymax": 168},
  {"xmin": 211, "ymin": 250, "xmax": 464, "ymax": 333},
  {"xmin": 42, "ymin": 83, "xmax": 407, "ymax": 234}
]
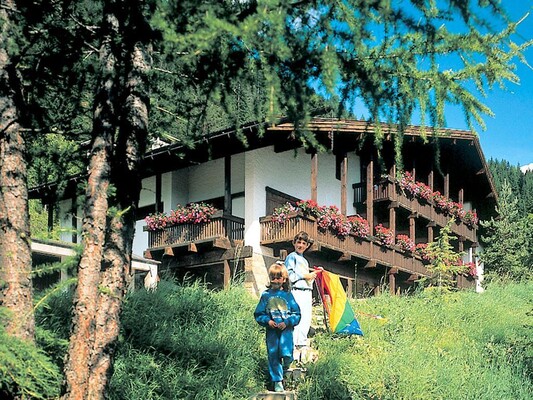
[
  {"xmin": 374, "ymin": 224, "xmax": 394, "ymax": 246},
  {"xmin": 396, "ymin": 234, "xmax": 415, "ymax": 252},
  {"xmin": 145, "ymin": 202, "xmax": 217, "ymax": 231}
]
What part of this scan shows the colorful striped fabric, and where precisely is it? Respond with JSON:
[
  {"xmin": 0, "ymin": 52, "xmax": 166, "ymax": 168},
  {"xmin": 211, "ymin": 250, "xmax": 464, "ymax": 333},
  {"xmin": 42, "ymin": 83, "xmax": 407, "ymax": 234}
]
[{"xmin": 315, "ymin": 268, "xmax": 363, "ymax": 336}]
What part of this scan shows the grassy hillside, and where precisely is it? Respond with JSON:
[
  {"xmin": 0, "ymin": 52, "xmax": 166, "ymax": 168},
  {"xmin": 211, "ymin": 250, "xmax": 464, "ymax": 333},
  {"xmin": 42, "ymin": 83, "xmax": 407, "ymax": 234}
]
[
  {"xmin": 301, "ymin": 283, "xmax": 532, "ymax": 399},
  {"xmin": 30, "ymin": 279, "xmax": 532, "ymax": 399}
]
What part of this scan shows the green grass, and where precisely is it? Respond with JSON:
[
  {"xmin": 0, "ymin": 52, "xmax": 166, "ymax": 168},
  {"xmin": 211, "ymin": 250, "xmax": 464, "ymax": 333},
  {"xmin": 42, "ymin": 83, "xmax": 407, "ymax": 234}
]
[
  {"xmin": 29, "ymin": 279, "xmax": 532, "ymax": 399},
  {"xmin": 299, "ymin": 281, "xmax": 532, "ymax": 400}
]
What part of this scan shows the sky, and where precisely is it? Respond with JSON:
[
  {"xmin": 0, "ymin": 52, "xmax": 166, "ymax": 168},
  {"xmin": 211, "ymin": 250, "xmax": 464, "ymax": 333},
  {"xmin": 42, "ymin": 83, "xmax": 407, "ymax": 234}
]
[{"xmin": 443, "ymin": 1, "xmax": 533, "ymax": 168}]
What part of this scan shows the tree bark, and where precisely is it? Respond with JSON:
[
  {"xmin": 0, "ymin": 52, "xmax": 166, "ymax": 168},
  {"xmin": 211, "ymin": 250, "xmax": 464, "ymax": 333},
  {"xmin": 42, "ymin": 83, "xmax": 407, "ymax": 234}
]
[
  {"xmin": 87, "ymin": 8, "xmax": 151, "ymax": 397},
  {"xmin": 0, "ymin": 0, "xmax": 35, "ymax": 342},
  {"xmin": 62, "ymin": 1, "xmax": 151, "ymax": 398},
  {"xmin": 62, "ymin": 3, "xmax": 119, "ymax": 399}
]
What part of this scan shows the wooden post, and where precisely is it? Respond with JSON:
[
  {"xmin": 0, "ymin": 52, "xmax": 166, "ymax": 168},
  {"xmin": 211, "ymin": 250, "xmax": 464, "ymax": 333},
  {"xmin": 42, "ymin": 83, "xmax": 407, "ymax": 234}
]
[
  {"xmin": 341, "ymin": 154, "xmax": 347, "ymax": 215},
  {"xmin": 367, "ymin": 158, "xmax": 374, "ymax": 236},
  {"xmin": 156, "ymin": 173, "xmax": 162, "ymax": 212},
  {"xmin": 47, "ymin": 202, "xmax": 54, "ymax": 233},
  {"xmin": 389, "ymin": 268, "xmax": 397, "ymax": 295},
  {"xmin": 388, "ymin": 161, "xmax": 397, "ymax": 237},
  {"xmin": 223, "ymin": 260, "xmax": 231, "ymax": 290},
  {"xmin": 224, "ymin": 156, "xmax": 232, "ymax": 214},
  {"xmin": 71, "ymin": 199, "xmax": 78, "ymax": 244},
  {"xmin": 444, "ymin": 171, "xmax": 450, "ymax": 198},
  {"xmin": 311, "ymin": 153, "xmax": 318, "ymax": 202},
  {"xmin": 458, "ymin": 237, "xmax": 464, "ymax": 253},
  {"xmin": 389, "ymin": 207, "xmax": 396, "ymax": 237},
  {"xmin": 428, "ymin": 170, "xmax": 434, "ymax": 223},
  {"xmin": 458, "ymin": 188, "xmax": 464, "ymax": 204},
  {"xmin": 409, "ymin": 214, "xmax": 416, "ymax": 242}
]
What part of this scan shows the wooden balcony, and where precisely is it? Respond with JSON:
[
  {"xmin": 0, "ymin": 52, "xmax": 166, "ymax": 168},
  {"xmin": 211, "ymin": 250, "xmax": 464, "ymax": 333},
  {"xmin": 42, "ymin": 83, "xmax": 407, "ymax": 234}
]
[
  {"xmin": 144, "ymin": 211, "xmax": 248, "ymax": 261},
  {"xmin": 260, "ymin": 214, "xmax": 430, "ymax": 277},
  {"xmin": 354, "ymin": 178, "xmax": 477, "ymax": 243}
]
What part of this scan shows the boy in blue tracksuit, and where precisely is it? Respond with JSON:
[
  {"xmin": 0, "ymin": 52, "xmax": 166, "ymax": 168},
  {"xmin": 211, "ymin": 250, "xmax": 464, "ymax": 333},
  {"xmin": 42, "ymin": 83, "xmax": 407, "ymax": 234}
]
[{"xmin": 254, "ymin": 263, "xmax": 301, "ymax": 392}]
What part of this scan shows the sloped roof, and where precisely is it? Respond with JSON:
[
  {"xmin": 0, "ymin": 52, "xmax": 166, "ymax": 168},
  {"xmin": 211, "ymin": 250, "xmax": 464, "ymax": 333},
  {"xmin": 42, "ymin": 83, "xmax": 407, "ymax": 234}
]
[{"xmin": 29, "ymin": 117, "xmax": 497, "ymax": 207}]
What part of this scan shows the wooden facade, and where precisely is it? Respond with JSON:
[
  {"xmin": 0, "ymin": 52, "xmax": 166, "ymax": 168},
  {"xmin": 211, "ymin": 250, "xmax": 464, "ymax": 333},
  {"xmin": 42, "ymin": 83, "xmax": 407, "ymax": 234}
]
[
  {"xmin": 31, "ymin": 117, "xmax": 495, "ymax": 295},
  {"xmin": 140, "ymin": 117, "xmax": 494, "ymax": 294}
]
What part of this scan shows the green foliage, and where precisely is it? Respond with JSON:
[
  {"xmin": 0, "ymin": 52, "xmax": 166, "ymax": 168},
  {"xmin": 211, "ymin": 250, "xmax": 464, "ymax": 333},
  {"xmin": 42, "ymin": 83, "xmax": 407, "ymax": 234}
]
[
  {"xmin": 31, "ymin": 278, "xmax": 532, "ymax": 399},
  {"xmin": 0, "ymin": 309, "xmax": 62, "ymax": 399},
  {"xmin": 146, "ymin": 0, "xmax": 532, "ymax": 159},
  {"xmin": 420, "ymin": 219, "xmax": 466, "ymax": 291},
  {"xmin": 488, "ymin": 159, "xmax": 533, "ymax": 214},
  {"xmin": 29, "ymin": 200, "xmax": 61, "ymax": 241},
  {"xmin": 108, "ymin": 280, "xmax": 265, "ymax": 399},
  {"xmin": 480, "ymin": 180, "xmax": 532, "ymax": 281},
  {"xmin": 299, "ymin": 281, "xmax": 533, "ymax": 400}
]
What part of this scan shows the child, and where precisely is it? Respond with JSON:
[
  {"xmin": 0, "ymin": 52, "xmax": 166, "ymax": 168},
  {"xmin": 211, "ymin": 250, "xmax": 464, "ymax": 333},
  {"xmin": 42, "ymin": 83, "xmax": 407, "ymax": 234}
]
[
  {"xmin": 284, "ymin": 231, "xmax": 320, "ymax": 360},
  {"xmin": 254, "ymin": 263, "xmax": 301, "ymax": 392}
]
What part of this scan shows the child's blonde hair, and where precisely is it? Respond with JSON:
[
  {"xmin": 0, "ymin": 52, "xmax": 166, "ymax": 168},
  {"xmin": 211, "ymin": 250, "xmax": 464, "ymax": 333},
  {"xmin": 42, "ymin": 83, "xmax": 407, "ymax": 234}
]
[{"xmin": 267, "ymin": 262, "xmax": 291, "ymax": 291}]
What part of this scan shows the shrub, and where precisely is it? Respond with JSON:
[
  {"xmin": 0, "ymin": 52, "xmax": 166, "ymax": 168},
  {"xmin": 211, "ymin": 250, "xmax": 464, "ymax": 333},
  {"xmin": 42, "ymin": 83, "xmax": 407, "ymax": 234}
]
[
  {"xmin": 0, "ymin": 308, "xmax": 62, "ymax": 399},
  {"xmin": 109, "ymin": 280, "xmax": 265, "ymax": 399}
]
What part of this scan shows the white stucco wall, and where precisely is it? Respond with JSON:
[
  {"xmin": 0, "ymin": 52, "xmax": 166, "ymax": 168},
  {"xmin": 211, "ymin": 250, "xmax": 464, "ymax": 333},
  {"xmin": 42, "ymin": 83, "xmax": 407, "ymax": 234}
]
[
  {"xmin": 59, "ymin": 148, "xmax": 361, "ymax": 262},
  {"xmin": 243, "ymin": 146, "xmax": 361, "ymax": 252},
  {"xmin": 132, "ymin": 155, "xmax": 247, "ymax": 256}
]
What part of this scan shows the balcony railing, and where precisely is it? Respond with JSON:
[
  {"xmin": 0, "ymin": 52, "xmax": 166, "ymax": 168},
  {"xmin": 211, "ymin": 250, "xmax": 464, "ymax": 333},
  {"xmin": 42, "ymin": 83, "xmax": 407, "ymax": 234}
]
[
  {"xmin": 146, "ymin": 211, "xmax": 245, "ymax": 250},
  {"xmin": 260, "ymin": 214, "xmax": 429, "ymax": 277},
  {"xmin": 353, "ymin": 177, "xmax": 477, "ymax": 242}
]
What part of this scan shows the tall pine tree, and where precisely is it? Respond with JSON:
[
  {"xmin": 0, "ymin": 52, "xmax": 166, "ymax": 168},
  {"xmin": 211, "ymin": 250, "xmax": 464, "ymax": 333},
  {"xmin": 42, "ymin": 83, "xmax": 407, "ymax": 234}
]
[{"xmin": 480, "ymin": 180, "xmax": 531, "ymax": 281}]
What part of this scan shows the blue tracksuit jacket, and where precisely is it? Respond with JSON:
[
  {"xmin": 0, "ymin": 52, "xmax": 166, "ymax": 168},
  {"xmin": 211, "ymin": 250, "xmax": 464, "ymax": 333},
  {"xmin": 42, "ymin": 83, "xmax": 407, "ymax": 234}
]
[{"xmin": 254, "ymin": 288, "xmax": 301, "ymax": 382}]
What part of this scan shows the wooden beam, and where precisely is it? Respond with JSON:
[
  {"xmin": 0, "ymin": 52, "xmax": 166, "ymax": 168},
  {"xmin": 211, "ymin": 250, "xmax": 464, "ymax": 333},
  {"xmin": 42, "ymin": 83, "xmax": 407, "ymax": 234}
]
[
  {"xmin": 389, "ymin": 270, "xmax": 396, "ymax": 295},
  {"xmin": 224, "ymin": 156, "xmax": 232, "ymax": 214},
  {"xmin": 311, "ymin": 153, "xmax": 318, "ymax": 202},
  {"xmin": 444, "ymin": 171, "xmax": 449, "ymax": 198},
  {"xmin": 164, "ymin": 246, "xmax": 253, "ymax": 269},
  {"xmin": 338, "ymin": 252, "xmax": 352, "ymax": 262},
  {"xmin": 389, "ymin": 207, "xmax": 396, "ymax": 238},
  {"xmin": 341, "ymin": 154, "xmax": 347, "ymax": 215},
  {"xmin": 365, "ymin": 259, "xmax": 377, "ymax": 269},
  {"xmin": 307, "ymin": 243, "xmax": 321, "ymax": 253},
  {"xmin": 223, "ymin": 260, "xmax": 230, "ymax": 290},
  {"xmin": 367, "ymin": 158, "xmax": 374, "ymax": 235},
  {"xmin": 156, "ymin": 173, "xmax": 162, "ymax": 212},
  {"xmin": 164, "ymin": 247, "xmax": 174, "ymax": 256},
  {"xmin": 213, "ymin": 237, "xmax": 232, "ymax": 249},
  {"xmin": 187, "ymin": 243, "xmax": 197, "ymax": 253}
]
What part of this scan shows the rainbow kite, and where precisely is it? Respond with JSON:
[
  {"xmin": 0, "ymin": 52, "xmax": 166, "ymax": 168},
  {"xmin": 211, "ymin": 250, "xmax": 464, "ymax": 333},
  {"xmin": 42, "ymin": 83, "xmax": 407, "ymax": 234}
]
[{"xmin": 315, "ymin": 268, "xmax": 363, "ymax": 336}]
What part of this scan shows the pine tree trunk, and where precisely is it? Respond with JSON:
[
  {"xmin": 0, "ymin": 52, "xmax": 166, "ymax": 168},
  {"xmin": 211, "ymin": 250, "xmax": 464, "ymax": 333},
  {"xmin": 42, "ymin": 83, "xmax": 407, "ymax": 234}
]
[
  {"xmin": 62, "ymin": 4, "xmax": 118, "ymax": 399},
  {"xmin": 0, "ymin": 0, "xmax": 35, "ymax": 342},
  {"xmin": 87, "ymin": 22, "xmax": 151, "ymax": 398},
  {"xmin": 62, "ymin": 1, "xmax": 151, "ymax": 398}
]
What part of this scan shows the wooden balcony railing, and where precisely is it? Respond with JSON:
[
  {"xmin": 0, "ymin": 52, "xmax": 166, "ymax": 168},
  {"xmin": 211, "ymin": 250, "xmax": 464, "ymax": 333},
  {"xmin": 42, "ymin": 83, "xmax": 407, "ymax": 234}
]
[
  {"xmin": 260, "ymin": 214, "xmax": 430, "ymax": 277},
  {"xmin": 146, "ymin": 211, "xmax": 245, "ymax": 250},
  {"xmin": 353, "ymin": 177, "xmax": 477, "ymax": 242}
]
